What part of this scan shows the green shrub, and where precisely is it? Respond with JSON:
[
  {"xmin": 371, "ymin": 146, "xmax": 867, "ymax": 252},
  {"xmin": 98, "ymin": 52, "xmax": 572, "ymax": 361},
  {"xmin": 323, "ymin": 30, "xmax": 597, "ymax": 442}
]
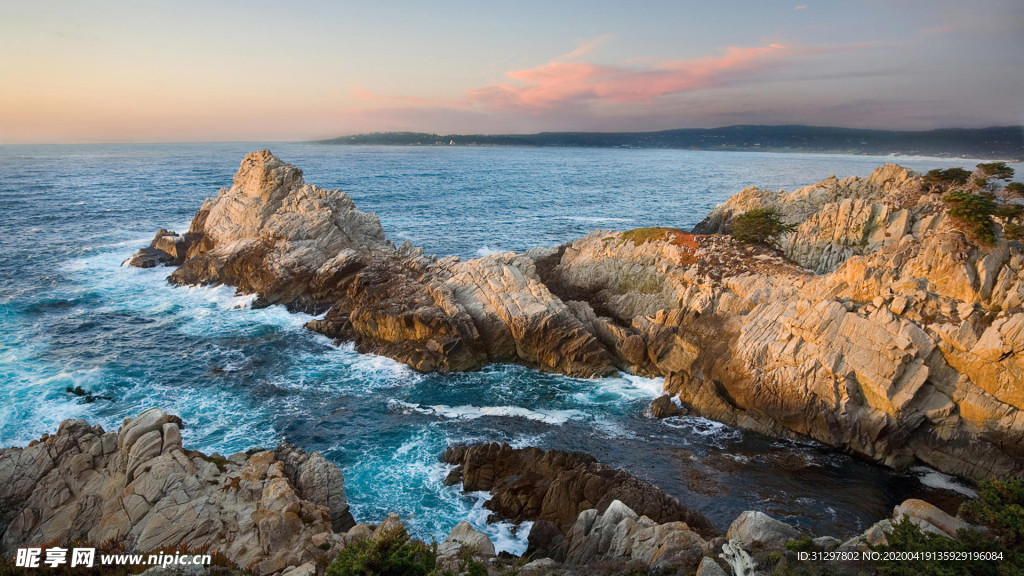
[
  {"xmin": 1005, "ymin": 223, "xmax": 1024, "ymax": 243},
  {"xmin": 924, "ymin": 168, "xmax": 972, "ymax": 189},
  {"xmin": 730, "ymin": 208, "xmax": 796, "ymax": 245},
  {"xmin": 784, "ymin": 536, "xmax": 815, "ymax": 553},
  {"xmin": 326, "ymin": 526, "xmax": 437, "ymax": 576},
  {"xmin": 942, "ymin": 191, "xmax": 997, "ymax": 245},
  {"xmin": 960, "ymin": 478, "xmax": 1024, "ymax": 548},
  {"xmin": 977, "ymin": 162, "xmax": 1015, "ymax": 181},
  {"xmin": 1005, "ymin": 182, "xmax": 1024, "ymax": 199},
  {"xmin": 995, "ymin": 203, "xmax": 1024, "ymax": 221}
]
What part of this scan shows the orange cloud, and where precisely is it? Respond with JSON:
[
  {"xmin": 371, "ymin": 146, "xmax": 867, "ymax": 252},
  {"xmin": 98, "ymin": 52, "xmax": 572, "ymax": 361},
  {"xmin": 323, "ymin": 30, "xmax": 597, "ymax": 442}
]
[{"xmin": 465, "ymin": 43, "xmax": 795, "ymax": 112}]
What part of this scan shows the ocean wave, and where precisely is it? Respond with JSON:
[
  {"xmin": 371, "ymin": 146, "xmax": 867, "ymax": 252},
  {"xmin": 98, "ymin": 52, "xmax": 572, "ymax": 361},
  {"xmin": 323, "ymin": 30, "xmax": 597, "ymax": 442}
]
[{"xmin": 475, "ymin": 246, "xmax": 507, "ymax": 257}]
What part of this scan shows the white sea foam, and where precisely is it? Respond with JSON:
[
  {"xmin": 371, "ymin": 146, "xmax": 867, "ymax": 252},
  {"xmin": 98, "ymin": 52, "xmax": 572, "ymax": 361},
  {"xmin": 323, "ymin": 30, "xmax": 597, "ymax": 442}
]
[
  {"xmin": 910, "ymin": 466, "xmax": 978, "ymax": 497},
  {"xmin": 661, "ymin": 416, "xmax": 743, "ymax": 445},
  {"xmin": 475, "ymin": 246, "xmax": 507, "ymax": 257},
  {"xmin": 559, "ymin": 216, "xmax": 633, "ymax": 223},
  {"xmin": 388, "ymin": 400, "xmax": 583, "ymax": 425},
  {"xmin": 570, "ymin": 373, "xmax": 665, "ymax": 406},
  {"xmin": 343, "ymin": 429, "xmax": 532, "ymax": 554},
  {"xmin": 462, "ymin": 491, "xmax": 533, "ymax": 555}
]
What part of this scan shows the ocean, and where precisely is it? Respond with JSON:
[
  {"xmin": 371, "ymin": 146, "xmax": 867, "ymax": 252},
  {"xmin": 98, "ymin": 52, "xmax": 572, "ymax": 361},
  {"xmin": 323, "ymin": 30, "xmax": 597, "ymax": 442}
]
[{"xmin": 1, "ymin": 143, "xmax": 1004, "ymax": 552}]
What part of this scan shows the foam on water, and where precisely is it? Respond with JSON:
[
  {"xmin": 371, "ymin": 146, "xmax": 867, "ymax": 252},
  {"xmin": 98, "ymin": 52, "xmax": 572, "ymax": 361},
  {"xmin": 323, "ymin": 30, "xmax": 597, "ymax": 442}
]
[
  {"xmin": 388, "ymin": 400, "xmax": 584, "ymax": 425},
  {"xmin": 661, "ymin": 416, "xmax": 743, "ymax": 447},
  {"xmin": 475, "ymin": 246, "xmax": 506, "ymax": 257},
  {"xmin": 910, "ymin": 466, "xmax": 978, "ymax": 498},
  {"xmin": 341, "ymin": 427, "xmax": 532, "ymax": 554}
]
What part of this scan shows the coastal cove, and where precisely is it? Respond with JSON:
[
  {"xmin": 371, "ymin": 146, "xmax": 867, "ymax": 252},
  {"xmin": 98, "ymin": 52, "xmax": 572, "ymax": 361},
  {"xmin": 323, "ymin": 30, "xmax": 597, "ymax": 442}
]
[{"xmin": 0, "ymin": 143, "xmax": 1012, "ymax": 553}]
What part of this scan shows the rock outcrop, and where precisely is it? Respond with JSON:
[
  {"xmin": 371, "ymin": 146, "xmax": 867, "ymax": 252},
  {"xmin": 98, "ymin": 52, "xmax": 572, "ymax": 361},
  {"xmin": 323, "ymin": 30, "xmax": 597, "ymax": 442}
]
[
  {"xmin": 130, "ymin": 152, "xmax": 1024, "ymax": 481},
  {"xmin": 559, "ymin": 500, "xmax": 708, "ymax": 570},
  {"xmin": 130, "ymin": 150, "xmax": 613, "ymax": 378},
  {"xmin": 0, "ymin": 409, "xmax": 354, "ymax": 575},
  {"xmin": 441, "ymin": 443, "xmax": 716, "ymax": 539},
  {"xmin": 535, "ymin": 166, "xmax": 1024, "ymax": 481}
]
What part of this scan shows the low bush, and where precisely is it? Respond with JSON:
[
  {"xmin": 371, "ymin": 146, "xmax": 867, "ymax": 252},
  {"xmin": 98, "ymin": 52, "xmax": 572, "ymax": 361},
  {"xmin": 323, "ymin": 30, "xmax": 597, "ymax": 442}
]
[
  {"xmin": 942, "ymin": 191, "xmax": 997, "ymax": 245},
  {"xmin": 326, "ymin": 527, "xmax": 437, "ymax": 576},
  {"xmin": 730, "ymin": 208, "xmax": 796, "ymax": 245}
]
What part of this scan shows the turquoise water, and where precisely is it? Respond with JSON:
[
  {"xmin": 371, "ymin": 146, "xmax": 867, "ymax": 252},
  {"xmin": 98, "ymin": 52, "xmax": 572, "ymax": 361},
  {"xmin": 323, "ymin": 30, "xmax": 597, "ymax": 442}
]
[{"xmin": 0, "ymin": 144, "xmax": 999, "ymax": 550}]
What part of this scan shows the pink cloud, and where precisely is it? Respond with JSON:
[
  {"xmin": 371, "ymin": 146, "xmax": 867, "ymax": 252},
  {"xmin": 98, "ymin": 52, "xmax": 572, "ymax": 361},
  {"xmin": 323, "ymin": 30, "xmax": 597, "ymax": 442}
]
[{"xmin": 465, "ymin": 43, "xmax": 796, "ymax": 112}]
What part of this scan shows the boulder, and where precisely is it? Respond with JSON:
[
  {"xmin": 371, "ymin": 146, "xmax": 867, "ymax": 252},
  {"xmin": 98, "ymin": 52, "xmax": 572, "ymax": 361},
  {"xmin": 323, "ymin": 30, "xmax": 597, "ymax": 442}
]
[
  {"xmin": 436, "ymin": 521, "xmax": 495, "ymax": 571},
  {"xmin": 725, "ymin": 511, "xmax": 802, "ymax": 548},
  {"xmin": 892, "ymin": 499, "xmax": 965, "ymax": 538},
  {"xmin": 651, "ymin": 395, "xmax": 683, "ymax": 418},
  {"xmin": 696, "ymin": 556, "xmax": 729, "ymax": 576},
  {"xmin": 558, "ymin": 501, "xmax": 706, "ymax": 572}
]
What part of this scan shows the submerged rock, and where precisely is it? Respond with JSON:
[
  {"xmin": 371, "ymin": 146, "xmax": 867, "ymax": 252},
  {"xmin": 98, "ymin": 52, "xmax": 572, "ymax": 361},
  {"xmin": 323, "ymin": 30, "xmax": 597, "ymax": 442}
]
[{"xmin": 0, "ymin": 409, "xmax": 354, "ymax": 575}]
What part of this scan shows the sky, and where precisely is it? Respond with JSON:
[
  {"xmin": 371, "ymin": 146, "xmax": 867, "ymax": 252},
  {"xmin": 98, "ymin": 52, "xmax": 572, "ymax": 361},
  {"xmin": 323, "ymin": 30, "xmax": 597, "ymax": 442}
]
[{"xmin": 1, "ymin": 0, "xmax": 1022, "ymax": 143}]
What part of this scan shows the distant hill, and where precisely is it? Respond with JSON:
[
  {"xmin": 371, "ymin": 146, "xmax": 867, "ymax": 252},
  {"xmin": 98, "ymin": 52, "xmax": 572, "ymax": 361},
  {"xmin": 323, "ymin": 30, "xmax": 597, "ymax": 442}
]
[{"xmin": 314, "ymin": 125, "xmax": 1024, "ymax": 160}]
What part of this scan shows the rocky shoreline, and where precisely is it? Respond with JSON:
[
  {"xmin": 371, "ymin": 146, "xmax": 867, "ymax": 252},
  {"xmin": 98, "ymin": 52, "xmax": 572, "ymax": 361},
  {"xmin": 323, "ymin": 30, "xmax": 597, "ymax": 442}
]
[
  {"xmin": 0, "ymin": 412, "xmax": 990, "ymax": 576},
  {"xmin": 124, "ymin": 150, "xmax": 1023, "ymax": 483}
]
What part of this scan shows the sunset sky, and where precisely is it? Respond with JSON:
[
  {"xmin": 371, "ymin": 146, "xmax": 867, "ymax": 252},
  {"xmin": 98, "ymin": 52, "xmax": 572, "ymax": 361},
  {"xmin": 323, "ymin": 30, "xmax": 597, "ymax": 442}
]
[{"xmin": 1, "ymin": 0, "xmax": 1022, "ymax": 143}]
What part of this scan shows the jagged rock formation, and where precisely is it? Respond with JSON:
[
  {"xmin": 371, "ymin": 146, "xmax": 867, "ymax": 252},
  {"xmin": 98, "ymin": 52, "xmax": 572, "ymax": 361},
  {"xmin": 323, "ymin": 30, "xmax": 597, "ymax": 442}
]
[
  {"xmin": 131, "ymin": 150, "xmax": 613, "ymax": 377},
  {"xmin": 0, "ymin": 409, "xmax": 354, "ymax": 575},
  {"xmin": 130, "ymin": 152, "xmax": 1024, "ymax": 481}
]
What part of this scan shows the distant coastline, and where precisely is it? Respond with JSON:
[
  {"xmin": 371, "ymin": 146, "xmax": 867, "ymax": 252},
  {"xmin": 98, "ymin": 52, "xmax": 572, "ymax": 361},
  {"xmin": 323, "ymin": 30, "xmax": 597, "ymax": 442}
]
[{"xmin": 313, "ymin": 124, "xmax": 1024, "ymax": 161}]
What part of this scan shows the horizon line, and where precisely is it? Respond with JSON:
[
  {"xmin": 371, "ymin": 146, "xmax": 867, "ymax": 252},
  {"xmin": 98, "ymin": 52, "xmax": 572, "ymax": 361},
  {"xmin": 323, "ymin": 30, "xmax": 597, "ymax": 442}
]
[{"xmin": 2, "ymin": 123, "xmax": 1022, "ymax": 147}]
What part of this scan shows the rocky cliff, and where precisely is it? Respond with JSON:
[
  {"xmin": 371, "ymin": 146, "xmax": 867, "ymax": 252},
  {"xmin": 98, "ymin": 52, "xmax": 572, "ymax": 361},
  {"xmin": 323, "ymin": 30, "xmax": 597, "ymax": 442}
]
[{"xmin": 130, "ymin": 152, "xmax": 1024, "ymax": 482}]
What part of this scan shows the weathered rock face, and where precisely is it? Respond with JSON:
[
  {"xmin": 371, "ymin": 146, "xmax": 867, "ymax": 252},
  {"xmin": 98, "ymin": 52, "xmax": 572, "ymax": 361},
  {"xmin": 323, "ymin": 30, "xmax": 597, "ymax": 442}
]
[
  {"xmin": 441, "ymin": 443, "xmax": 716, "ymax": 540},
  {"xmin": 0, "ymin": 409, "xmax": 354, "ymax": 575},
  {"xmin": 162, "ymin": 149, "xmax": 392, "ymax": 311},
  {"xmin": 536, "ymin": 166, "xmax": 1024, "ymax": 481},
  {"xmin": 559, "ymin": 500, "xmax": 707, "ymax": 571}
]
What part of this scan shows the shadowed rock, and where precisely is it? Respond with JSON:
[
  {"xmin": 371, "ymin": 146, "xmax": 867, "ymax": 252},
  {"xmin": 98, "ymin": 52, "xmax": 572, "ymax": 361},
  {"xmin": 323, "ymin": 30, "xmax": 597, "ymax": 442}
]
[{"xmin": 441, "ymin": 443, "xmax": 716, "ymax": 539}]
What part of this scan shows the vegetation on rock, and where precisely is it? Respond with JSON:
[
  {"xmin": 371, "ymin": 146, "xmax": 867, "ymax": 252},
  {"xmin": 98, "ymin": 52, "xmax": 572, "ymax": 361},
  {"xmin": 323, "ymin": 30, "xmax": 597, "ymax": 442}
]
[
  {"xmin": 326, "ymin": 526, "xmax": 437, "ymax": 576},
  {"xmin": 942, "ymin": 190, "xmax": 998, "ymax": 244},
  {"xmin": 935, "ymin": 162, "xmax": 1024, "ymax": 245},
  {"xmin": 729, "ymin": 208, "xmax": 796, "ymax": 245},
  {"xmin": 871, "ymin": 478, "xmax": 1024, "ymax": 576}
]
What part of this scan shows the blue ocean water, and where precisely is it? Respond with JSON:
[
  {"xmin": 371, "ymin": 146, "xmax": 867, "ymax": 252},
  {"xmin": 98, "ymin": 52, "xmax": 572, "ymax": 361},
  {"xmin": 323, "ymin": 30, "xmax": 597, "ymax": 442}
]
[{"xmin": 0, "ymin": 144, "xmax": 1003, "ymax": 550}]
